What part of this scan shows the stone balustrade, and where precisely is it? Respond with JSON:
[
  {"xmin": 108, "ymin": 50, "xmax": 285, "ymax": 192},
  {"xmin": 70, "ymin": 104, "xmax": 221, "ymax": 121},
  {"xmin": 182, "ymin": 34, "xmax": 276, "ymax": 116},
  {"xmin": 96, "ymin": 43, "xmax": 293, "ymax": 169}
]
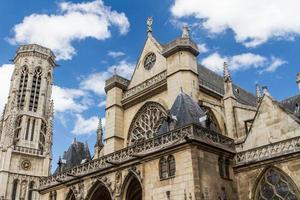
[
  {"xmin": 13, "ymin": 145, "xmax": 43, "ymax": 156},
  {"xmin": 17, "ymin": 44, "xmax": 55, "ymax": 59},
  {"xmin": 39, "ymin": 124, "xmax": 234, "ymax": 188},
  {"xmin": 122, "ymin": 70, "xmax": 167, "ymax": 100},
  {"xmin": 235, "ymin": 136, "xmax": 300, "ymax": 166}
]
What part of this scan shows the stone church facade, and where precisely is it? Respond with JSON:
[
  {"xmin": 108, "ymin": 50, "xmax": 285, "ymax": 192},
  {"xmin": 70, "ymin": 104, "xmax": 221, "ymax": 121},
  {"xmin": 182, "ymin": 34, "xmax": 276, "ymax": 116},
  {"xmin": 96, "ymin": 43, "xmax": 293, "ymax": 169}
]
[{"xmin": 1, "ymin": 19, "xmax": 300, "ymax": 200}]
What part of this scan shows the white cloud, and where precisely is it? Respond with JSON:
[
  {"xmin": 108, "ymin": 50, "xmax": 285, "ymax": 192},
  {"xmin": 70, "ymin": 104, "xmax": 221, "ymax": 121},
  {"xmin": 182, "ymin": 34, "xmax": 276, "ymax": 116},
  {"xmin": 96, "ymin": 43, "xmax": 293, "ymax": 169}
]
[
  {"xmin": 201, "ymin": 52, "xmax": 286, "ymax": 74},
  {"xmin": 52, "ymin": 85, "xmax": 90, "ymax": 113},
  {"xmin": 71, "ymin": 114, "xmax": 105, "ymax": 135},
  {"xmin": 98, "ymin": 100, "xmax": 106, "ymax": 107},
  {"xmin": 259, "ymin": 57, "xmax": 287, "ymax": 74},
  {"xmin": 107, "ymin": 60, "xmax": 135, "ymax": 79},
  {"xmin": 197, "ymin": 43, "xmax": 208, "ymax": 53},
  {"xmin": 107, "ymin": 51, "xmax": 125, "ymax": 58},
  {"xmin": 80, "ymin": 60, "xmax": 134, "ymax": 95},
  {"xmin": 9, "ymin": 0, "xmax": 130, "ymax": 60},
  {"xmin": 0, "ymin": 64, "xmax": 14, "ymax": 114},
  {"xmin": 171, "ymin": 0, "xmax": 300, "ymax": 47}
]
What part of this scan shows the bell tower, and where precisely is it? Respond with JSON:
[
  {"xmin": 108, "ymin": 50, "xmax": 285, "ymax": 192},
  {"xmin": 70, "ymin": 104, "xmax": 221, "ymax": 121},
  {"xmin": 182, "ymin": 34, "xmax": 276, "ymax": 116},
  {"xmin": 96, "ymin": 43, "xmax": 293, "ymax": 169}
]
[{"xmin": 0, "ymin": 44, "xmax": 55, "ymax": 200}]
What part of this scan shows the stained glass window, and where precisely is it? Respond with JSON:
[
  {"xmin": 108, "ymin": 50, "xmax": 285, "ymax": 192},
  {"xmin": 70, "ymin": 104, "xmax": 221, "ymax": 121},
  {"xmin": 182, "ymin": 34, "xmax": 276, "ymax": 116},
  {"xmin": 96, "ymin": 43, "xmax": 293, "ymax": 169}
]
[
  {"xmin": 168, "ymin": 155, "xmax": 176, "ymax": 177},
  {"xmin": 255, "ymin": 168, "xmax": 299, "ymax": 200},
  {"xmin": 159, "ymin": 155, "xmax": 176, "ymax": 180},
  {"xmin": 144, "ymin": 52, "xmax": 156, "ymax": 70},
  {"xmin": 159, "ymin": 158, "xmax": 168, "ymax": 179}
]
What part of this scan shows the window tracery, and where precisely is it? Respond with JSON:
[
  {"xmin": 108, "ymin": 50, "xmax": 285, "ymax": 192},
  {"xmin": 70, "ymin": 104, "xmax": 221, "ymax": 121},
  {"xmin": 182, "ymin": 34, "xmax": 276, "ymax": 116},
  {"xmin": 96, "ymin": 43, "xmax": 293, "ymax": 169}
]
[
  {"xmin": 128, "ymin": 102, "xmax": 166, "ymax": 144},
  {"xmin": 199, "ymin": 105, "xmax": 221, "ymax": 133},
  {"xmin": 17, "ymin": 66, "xmax": 28, "ymax": 110},
  {"xmin": 255, "ymin": 168, "xmax": 299, "ymax": 200},
  {"xmin": 29, "ymin": 67, "xmax": 42, "ymax": 112}
]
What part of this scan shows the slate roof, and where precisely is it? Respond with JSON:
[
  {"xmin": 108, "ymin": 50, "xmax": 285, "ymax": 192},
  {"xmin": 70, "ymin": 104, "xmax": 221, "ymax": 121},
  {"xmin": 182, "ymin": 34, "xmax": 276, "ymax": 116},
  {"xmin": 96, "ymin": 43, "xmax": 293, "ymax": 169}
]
[
  {"xmin": 280, "ymin": 94, "xmax": 300, "ymax": 118},
  {"xmin": 159, "ymin": 92, "xmax": 207, "ymax": 133},
  {"xmin": 54, "ymin": 139, "xmax": 91, "ymax": 174},
  {"xmin": 198, "ymin": 64, "xmax": 257, "ymax": 107}
]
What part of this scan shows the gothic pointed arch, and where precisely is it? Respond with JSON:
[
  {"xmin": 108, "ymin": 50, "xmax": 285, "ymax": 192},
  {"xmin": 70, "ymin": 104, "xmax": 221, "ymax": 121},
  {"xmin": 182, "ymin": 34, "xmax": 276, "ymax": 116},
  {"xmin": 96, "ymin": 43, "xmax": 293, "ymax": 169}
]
[
  {"xmin": 66, "ymin": 189, "xmax": 76, "ymax": 200},
  {"xmin": 29, "ymin": 66, "xmax": 42, "ymax": 112},
  {"xmin": 121, "ymin": 171, "xmax": 143, "ymax": 200},
  {"xmin": 86, "ymin": 179, "xmax": 113, "ymax": 200},
  {"xmin": 127, "ymin": 102, "xmax": 167, "ymax": 145},
  {"xmin": 17, "ymin": 65, "xmax": 29, "ymax": 110},
  {"xmin": 254, "ymin": 166, "xmax": 300, "ymax": 200},
  {"xmin": 199, "ymin": 105, "xmax": 221, "ymax": 133}
]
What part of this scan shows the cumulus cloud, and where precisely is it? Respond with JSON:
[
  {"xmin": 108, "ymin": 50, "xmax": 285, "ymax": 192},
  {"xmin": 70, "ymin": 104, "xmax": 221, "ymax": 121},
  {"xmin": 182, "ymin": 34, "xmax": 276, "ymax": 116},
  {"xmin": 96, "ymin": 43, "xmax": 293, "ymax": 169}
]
[
  {"xmin": 80, "ymin": 60, "xmax": 135, "ymax": 95},
  {"xmin": 197, "ymin": 43, "xmax": 208, "ymax": 53},
  {"xmin": 107, "ymin": 51, "xmax": 125, "ymax": 58},
  {"xmin": 0, "ymin": 64, "xmax": 14, "ymax": 114},
  {"xmin": 171, "ymin": 0, "xmax": 300, "ymax": 47},
  {"xmin": 9, "ymin": 0, "xmax": 130, "ymax": 60},
  {"xmin": 71, "ymin": 114, "xmax": 105, "ymax": 135},
  {"xmin": 52, "ymin": 85, "xmax": 91, "ymax": 113},
  {"xmin": 201, "ymin": 52, "xmax": 286, "ymax": 74}
]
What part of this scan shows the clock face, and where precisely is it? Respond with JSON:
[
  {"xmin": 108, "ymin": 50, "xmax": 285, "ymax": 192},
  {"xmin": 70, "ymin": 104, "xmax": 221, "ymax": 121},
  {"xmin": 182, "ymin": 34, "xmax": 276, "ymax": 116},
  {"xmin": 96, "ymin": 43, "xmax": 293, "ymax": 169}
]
[
  {"xmin": 21, "ymin": 160, "xmax": 31, "ymax": 170},
  {"xmin": 144, "ymin": 52, "xmax": 156, "ymax": 70}
]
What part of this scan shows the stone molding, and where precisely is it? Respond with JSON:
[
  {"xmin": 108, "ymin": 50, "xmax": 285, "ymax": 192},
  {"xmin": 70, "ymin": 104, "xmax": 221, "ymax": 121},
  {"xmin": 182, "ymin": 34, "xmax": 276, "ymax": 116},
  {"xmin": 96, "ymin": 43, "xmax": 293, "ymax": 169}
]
[
  {"xmin": 104, "ymin": 75, "xmax": 130, "ymax": 93},
  {"xmin": 162, "ymin": 38, "xmax": 199, "ymax": 57}
]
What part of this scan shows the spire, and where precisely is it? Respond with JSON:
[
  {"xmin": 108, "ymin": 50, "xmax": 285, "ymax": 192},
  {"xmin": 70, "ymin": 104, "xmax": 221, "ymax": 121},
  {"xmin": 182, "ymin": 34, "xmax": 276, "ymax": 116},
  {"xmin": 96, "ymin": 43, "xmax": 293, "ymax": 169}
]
[
  {"xmin": 147, "ymin": 16, "xmax": 153, "ymax": 36},
  {"xmin": 255, "ymin": 84, "xmax": 262, "ymax": 105},
  {"xmin": 57, "ymin": 156, "xmax": 63, "ymax": 173},
  {"xmin": 182, "ymin": 25, "xmax": 190, "ymax": 39},
  {"xmin": 223, "ymin": 62, "xmax": 231, "ymax": 82},
  {"xmin": 95, "ymin": 118, "xmax": 104, "ymax": 148}
]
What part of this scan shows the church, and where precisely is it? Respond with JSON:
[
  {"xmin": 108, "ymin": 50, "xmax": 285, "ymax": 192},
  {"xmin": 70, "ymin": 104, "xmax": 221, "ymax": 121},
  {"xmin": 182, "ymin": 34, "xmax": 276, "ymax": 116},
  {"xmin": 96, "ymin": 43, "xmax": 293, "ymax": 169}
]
[{"xmin": 0, "ymin": 18, "xmax": 300, "ymax": 200}]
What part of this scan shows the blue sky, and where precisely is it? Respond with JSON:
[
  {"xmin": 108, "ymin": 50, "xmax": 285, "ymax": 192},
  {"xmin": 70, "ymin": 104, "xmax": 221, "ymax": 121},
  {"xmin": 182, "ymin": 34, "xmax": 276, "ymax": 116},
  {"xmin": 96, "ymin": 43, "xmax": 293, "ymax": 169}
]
[{"xmin": 0, "ymin": 0, "xmax": 299, "ymax": 172}]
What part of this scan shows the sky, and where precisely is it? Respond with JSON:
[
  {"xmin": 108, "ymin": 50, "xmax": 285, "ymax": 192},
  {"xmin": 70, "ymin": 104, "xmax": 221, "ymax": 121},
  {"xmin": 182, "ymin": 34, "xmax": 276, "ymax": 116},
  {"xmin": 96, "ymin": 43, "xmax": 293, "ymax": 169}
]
[{"xmin": 0, "ymin": 0, "xmax": 300, "ymax": 172}]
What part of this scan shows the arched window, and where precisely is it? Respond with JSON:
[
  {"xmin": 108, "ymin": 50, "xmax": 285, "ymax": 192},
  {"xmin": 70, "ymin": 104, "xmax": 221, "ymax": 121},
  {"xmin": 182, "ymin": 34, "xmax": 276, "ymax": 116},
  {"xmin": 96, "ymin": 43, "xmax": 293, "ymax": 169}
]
[
  {"xmin": 159, "ymin": 158, "xmax": 168, "ymax": 179},
  {"xmin": 29, "ymin": 67, "xmax": 42, "ymax": 112},
  {"xmin": 39, "ymin": 121, "xmax": 46, "ymax": 152},
  {"xmin": 28, "ymin": 181, "xmax": 34, "ymax": 200},
  {"xmin": 168, "ymin": 155, "xmax": 176, "ymax": 177},
  {"xmin": 159, "ymin": 155, "xmax": 176, "ymax": 180},
  {"xmin": 11, "ymin": 179, "xmax": 19, "ymax": 200},
  {"xmin": 128, "ymin": 102, "xmax": 167, "ymax": 144},
  {"xmin": 255, "ymin": 167, "xmax": 299, "ymax": 200},
  {"xmin": 17, "ymin": 66, "xmax": 28, "ymax": 110},
  {"xmin": 199, "ymin": 105, "xmax": 221, "ymax": 133},
  {"xmin": 218, "ymin": 157, "xmax": 230, "ymax": 179}
]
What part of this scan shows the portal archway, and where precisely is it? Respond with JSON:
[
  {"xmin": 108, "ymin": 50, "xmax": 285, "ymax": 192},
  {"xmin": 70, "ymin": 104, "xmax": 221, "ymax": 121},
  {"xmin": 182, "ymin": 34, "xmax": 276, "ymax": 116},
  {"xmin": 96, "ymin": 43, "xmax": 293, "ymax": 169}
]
[
  {"xmin": 122, "ymin": 173, "xmax": 143, "ymax": 200},
  {"xmin": 86, "ymin": 181, "xmax": 112, "ymax": 200}
]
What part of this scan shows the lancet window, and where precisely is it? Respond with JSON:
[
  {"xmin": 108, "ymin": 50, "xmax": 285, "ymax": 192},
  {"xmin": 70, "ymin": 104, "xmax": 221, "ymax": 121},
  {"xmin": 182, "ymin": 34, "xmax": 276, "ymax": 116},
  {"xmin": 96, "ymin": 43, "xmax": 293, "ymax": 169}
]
[
  {"xmin": 29, "ymin": 67, "xmax": 42, "ymax": 112},
  {"xmin": 159, "ymin": 155, "xmax": 176, "ymax": 180},
  {"xmin": 17, "ymin": 66, "xmax": 28, "ymax": 110}
]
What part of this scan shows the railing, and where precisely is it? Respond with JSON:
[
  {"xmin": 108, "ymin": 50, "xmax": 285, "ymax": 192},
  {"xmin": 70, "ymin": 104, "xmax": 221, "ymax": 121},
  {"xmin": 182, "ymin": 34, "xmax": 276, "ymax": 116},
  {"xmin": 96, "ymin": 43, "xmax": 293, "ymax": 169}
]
[
  {"xmin": 235, "ymin": 136, "xmax": 300, "ymax": 166},
  {"xmin": 199, "ymin": 78, "xmax": 224, "ymax": 96},
  {"xmin": 122, "ymin": 70, "xmax": 167, "ymax": 99},
  {"xmin": 13, "ymin": 145, "xmax": 43, "ymax": 156},
  {"xmin": 39, "ymin": 124, "xmax": 234, "ymax": 188}
]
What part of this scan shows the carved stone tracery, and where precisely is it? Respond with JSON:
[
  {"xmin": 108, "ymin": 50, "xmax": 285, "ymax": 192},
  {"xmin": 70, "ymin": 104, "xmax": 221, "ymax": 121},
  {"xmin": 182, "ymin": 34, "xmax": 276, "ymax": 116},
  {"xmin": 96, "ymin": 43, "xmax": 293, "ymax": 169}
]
[{"xmin": 128, "ymin": 102, "xmax": 166, "ymax": 144}]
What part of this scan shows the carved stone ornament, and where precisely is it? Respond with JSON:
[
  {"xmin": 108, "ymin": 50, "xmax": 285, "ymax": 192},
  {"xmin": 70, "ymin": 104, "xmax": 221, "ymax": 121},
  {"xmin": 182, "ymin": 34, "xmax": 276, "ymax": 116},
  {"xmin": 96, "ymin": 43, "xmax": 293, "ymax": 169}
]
[
  {"xmin": 70, "ymin": 182, "xmax": 85, "ymax": 200},
  {"xmin": 128, "ymin": 102, "xmax": 166, "ymax": 144},
  {"xmin": 114, "ymin": 171, "xmax": 122, "ymax": 195},
  {"xmin": 21, "ymin": 160, "xmax": 31, "ymax": 170}
]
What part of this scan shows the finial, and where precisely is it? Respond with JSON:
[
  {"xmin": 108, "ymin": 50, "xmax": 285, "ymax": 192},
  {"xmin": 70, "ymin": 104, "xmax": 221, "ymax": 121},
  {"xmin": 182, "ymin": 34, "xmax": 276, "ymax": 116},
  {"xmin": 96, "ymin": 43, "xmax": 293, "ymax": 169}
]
[
  {"xmin": 182, "ymin": 25, "xmax": 190, "ymax": 39},
  {"xmin": 262, "ymin": 86, "xmax": 269, "ymax": 94},
  {"xmin": 255, "ymin": 84, "xmax": 262, "ymax": 98},
  {"xmin": 223, "ymin": 62, "xmax": 231, "ymax": 82},
  {"xmin": 180, "ymin": 87, "xmax": 183, "ymax": 93},
  {"xmin": 96, "ymin": 117, "xmax": 104, "ymax": 147},
  {"xmin": 73, "ymin": 137, "xmax": 77, "ymax": 144},
  {"xmin": 147, "ymin": 16, "xmax": 153, "ymax": 36},
  {"xmin": 113, "ymin": 67, "xmax": 117, "ymax": 75}
]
